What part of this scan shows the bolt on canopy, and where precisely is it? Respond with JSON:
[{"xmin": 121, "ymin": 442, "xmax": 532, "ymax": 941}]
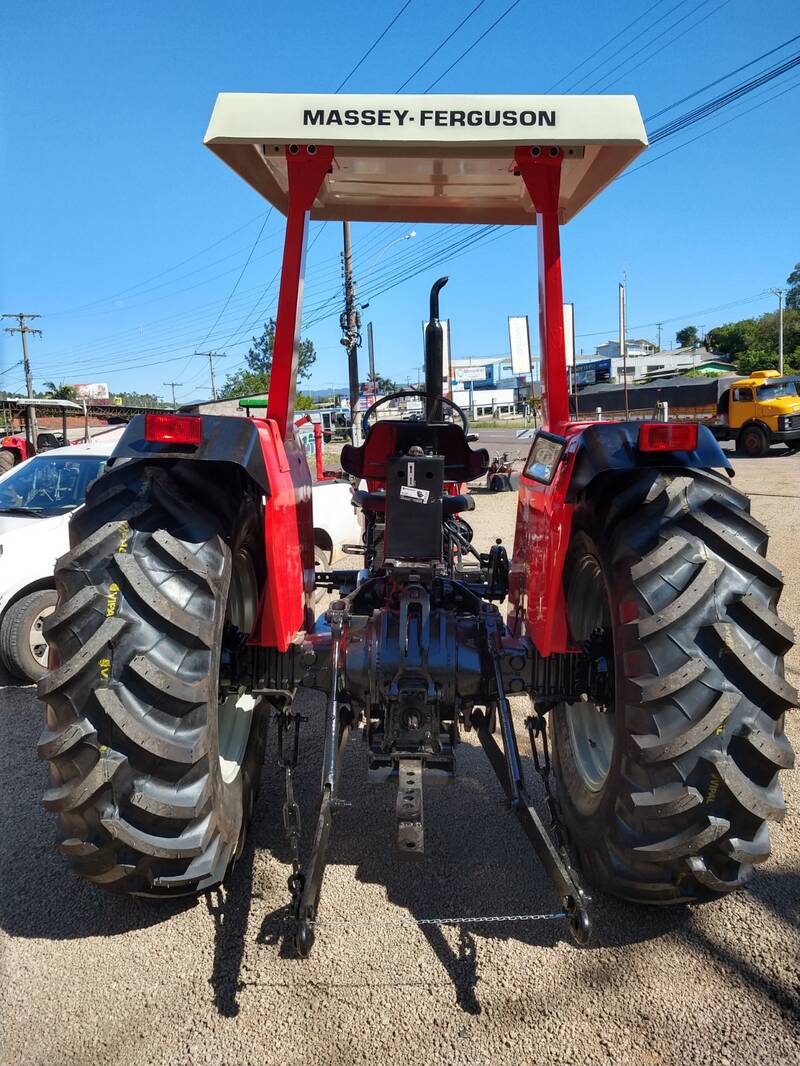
[{"xmin": 204, "ymin": 93, "xmax": 648, "ymax": 225}]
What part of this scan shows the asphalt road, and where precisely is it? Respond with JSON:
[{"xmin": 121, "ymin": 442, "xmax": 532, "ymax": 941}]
[{"xmin": 1, "ymin": 449, "xmax": 798, "ymax": 1066}]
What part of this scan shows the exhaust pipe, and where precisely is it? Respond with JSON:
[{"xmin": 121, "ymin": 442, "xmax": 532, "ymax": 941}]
[{"xmin": 424, "ymin": 277, "xmax": 448, "ymax": 422}]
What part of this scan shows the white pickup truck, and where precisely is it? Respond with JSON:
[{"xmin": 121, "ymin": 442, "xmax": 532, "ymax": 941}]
[{"xmin": 0, "ymin": 434, "xmax": 360, "ymax": 682}]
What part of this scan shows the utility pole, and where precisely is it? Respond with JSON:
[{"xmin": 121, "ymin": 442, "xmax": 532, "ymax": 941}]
[
  {"xmin": 195, "ymin": 351, "xmax": 225, "ymax": 401},
  {"xmin": 769, "ymin": 288, "xmax": 786, "ymax": 375},
  {"xmin": 340, "ymin": 221, "xmax": 362, "ymax": 445},
  {"xmin": 619, "ymin": 283, "xmax": 629, "ymax": 418},
  {"xmin": 3, "ymin": 311, "xmax": 42, "ymax": 449},
  {"xmin": 656, "ymin": 322, "xmax": 663, "ymax": 351},
  {"xmin": 163, "ymin": 381, "xmax": 182, "ymax": 408}
]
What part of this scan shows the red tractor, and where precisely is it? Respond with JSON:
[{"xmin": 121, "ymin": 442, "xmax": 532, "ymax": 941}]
[
  {"xmin": 37, "ymin": 94, "xmax": 796, "ymax": 955},
  {"xmin": 1, "ymin": 398, "xmax": 78, "ymax": 472}
]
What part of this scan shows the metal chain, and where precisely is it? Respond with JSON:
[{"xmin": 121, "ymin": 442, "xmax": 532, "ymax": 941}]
[
  {"xmin": 308, "ymin": 912, "xmax": 565, "ymax": 928},
  {"xmin": 526, "ymin": 712, "xmax": 567, "ymax": 851},
  {"xmin": 276, "ymin": 709, "xmax": 306, "ymax": 914}
]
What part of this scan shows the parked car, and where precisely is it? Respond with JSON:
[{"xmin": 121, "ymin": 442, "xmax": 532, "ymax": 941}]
[
  {"xmin": 0, "ymin": 432, "xmax": 121, "ymax": 681},
  {"xmin": 0, "ymin": 432, "xmax": 361, "ymax": 682}
]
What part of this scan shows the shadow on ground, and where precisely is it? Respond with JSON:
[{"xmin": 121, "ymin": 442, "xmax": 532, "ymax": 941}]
[
  {"xmin": 202, "ymin": 707, "xmax": 800, "ymax": 1020},
  {"xmin": 0, "ymin": 681, "xmax": 194, "ymax": 940},
  {"xmin": 4, "ymin": 681, "xmax": 797, "ymax": 1022}
]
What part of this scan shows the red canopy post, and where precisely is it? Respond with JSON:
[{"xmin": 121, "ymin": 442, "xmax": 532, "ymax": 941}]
[
  {"xmin": 267, "ymin": 145, "xmax": 334, "ymax": 438},
  {"xmin": 514, "ymin": 148, "xmax": 569, "ymax": 433}
]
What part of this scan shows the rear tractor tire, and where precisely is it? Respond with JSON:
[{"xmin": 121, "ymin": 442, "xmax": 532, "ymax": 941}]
[
  {"xmin": 551, "ymin": 468, "xmax": 796, "ymax": 904},
  {"xmin": 37, "ymin": 461, "xmax": 268, "ymax": 896}
]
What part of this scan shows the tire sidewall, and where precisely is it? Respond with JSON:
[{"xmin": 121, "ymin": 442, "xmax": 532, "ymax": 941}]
[
  {"xmin": 207, "ymin": 499, "xmax": 267, "ymax": 858},
  {"xmin": 1, "ymin": 589, "xmax": 58, "ymax": 682}
]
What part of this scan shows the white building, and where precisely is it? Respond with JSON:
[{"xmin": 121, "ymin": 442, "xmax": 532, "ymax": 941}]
[
  {"xmin": 595, "ymin": 338, "xmax": 658, "ymax": 360},
  {"xmin": 576, "ymin": 345, "xmax": 733, "ymax": 385}
]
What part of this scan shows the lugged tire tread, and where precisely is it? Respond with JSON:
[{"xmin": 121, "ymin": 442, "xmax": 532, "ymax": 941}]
[
  {"xmin": 37, "ymin": 460, "xmax": 268, "ymax": 898},
  {"xmin": 114, "ymin": 552, "xmax": 214, "ymax": 647},
  {"xmin": 553, "ymin": 466, "xmax": 796, "ymax": 906},
  {"xmin": 95, "ymin": 685, "xmax": 205, "ymax": 765},
  {"xmin": 631, "ymin": 692, "xmax": 738, "ymax": 763}
]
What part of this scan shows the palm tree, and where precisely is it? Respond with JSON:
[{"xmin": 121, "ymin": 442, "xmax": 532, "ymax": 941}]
[{"xmin": 43, "ymin": 381, "xmax": 78, "ymax": 401}]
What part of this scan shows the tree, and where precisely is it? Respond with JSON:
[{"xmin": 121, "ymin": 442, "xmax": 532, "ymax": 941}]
[
  {"xmin": 219, "ymin": 318, "xmax": 316, "ymax": 399},
  {"xmin": 706, "ymin": 319, "xmax": 759, "ymax": 359},
  {"xmin": 675, "ymin": 326, "xmax": 699, "ymax": 348},
  {"xmin": 737, "ymin": 347, "xmax": 779, "ymax": 375},
  {"xmin": 43, "ymin": 381, "xmax": 77, "ymax": 400},
  {"xmin": 368, "ymin": 373, "xmax": 399, "ymax": 394},
  {"xmin": 786, "ymin": 262, "xmax": 800, "ymax": 311}
]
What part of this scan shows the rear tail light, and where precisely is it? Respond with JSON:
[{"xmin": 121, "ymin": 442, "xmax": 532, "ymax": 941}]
[
  {"xmin": 638, "ymin": 422, "xmax": 698, "ymax": 452},
  {"xmin": 144, "ymin": 413, "xmax": 202, "ymax": 445}
]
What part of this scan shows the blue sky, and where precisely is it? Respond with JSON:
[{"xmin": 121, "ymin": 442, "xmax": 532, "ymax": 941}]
[{"xmin": 2, "ymin": 0, "xmax": 798, "ymax": 404}]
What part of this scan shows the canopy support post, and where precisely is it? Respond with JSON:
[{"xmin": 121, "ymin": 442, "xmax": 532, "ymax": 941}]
[
  {"xmin": 514, "ymin": 148, "xmax": 569, "ymax": 433},
  {"xmin": 267, "ymin": 145, "xmax": 334, "ymax": 438}
]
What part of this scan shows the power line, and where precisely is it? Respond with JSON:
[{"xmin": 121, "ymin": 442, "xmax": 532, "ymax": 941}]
[
  {"xmin": 564, "ymin": 0, "xmax": 694, "ymax": 92},
  {"xmin": 48, "ymin": 210, "xmax": 270, "ymax": 317},
  {"xmin": 628, "ymin": 72, "xmax": 800, "ymax": 174},
  {"xmin": 194, "ymin": 209, "xmax": 274, "ymax": 350},
  {"xmin": 590, "ymin": 0, "xmax": 734, "ymax": 93},
  {"xmin": 645, "ymin": 31, "xmax": 800, "ymax": 121},
  {"xmin": 423, "ymin": 0, "xmax": 525, "ymax": 91},
  {"xmin": 648, "ymin": 48, "xmax": 800, "ymax": 142},
  {"xmin": 395, "ymin": 0, "xmax": 490, "ymax": 91},
  {"xmin": 575, "ymin": 290, "xmax": 772, "ymax": 339},
  {"xmin": 546, "ymin": 0, "xmax": 673, "ymax": 91},
  {"xmin": 335, "ymin": 1, "xmax": 415, "ymax": 92}
]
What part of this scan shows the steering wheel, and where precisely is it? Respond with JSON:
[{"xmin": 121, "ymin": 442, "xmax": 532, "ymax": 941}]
[{"xmin": 362, "ymin": 390, "xmax": 469, "ymax": 434}]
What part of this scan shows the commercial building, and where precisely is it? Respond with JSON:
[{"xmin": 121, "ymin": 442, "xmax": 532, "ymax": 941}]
[{"xmin": 577, "ymin": 345, "xmax": 734, "ymax": 384}]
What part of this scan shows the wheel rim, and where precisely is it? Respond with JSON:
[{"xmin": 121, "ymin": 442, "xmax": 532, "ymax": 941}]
[
  {"xmin": 744, "ymin": 429, "xmax": 762, "ymax": 455},
  {"xmin": 565, "ymin": 553, "xmax": 615, "ymax": 793},
  {"xmin": 218, "ymin": 548, "xmax": 259, "ymax": 784},
  {"xmin": 29, "ymin": 604, "xmax": 55, "ymax": 666}
]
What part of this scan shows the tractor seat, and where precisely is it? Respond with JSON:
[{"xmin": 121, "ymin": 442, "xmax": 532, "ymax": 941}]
[
  {"xmin": 341, "ymin": 421, "xmax": 489, "ymax": 483},
  {"xmin": 353, "ymin": 487, "xmax": 475, "ymax": 516}
]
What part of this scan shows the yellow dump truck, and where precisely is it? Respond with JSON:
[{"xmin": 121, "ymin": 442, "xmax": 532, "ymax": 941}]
[{"xmin": 574, "ymin": 369, "xmax": 800, "ymax": 457}]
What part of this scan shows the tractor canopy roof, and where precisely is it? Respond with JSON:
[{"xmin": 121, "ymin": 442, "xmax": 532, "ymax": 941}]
[{"xmin": 204, "ymin": 93, "xmax": 647, "ymax": 225}]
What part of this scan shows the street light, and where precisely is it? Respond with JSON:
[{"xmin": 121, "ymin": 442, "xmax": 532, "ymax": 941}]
[
  {"xmin": 769, "ymin": 288, "xmax": 786, "ymax": 376},
  {"xmin": 362, "ymin": 230, "xmax": 416, "ymax": 274}
]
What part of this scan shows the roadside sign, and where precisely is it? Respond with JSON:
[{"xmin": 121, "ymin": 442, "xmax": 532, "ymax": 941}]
[
  {"xmin": 454, "ymin": 365, "xmax": 486, "ymax": 383},
  {"xmin": 509, "ymin": 316, "xmax": 531, "ymax": 374}
]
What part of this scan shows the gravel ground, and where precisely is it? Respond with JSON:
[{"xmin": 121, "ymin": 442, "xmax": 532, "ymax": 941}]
[{"xmin": 1, "ymin": 451, "xmax": 798, "ymax": 1066}]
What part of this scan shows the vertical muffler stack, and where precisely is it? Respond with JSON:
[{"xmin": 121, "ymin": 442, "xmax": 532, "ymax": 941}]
[{"xmin": 424, "ymin": 277, "xmax": 449, "ymax": 422}]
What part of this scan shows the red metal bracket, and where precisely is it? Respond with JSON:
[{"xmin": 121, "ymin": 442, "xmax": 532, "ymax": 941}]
[
  {"xmin": 514, "ymin": 148, "xmax": 569, "ymax": 432},
  {"xmin": 267, "ymin": 145, "xmax": 335, "ymax": 438}
]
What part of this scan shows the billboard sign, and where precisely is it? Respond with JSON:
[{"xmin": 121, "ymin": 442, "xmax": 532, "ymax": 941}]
[
  {"xmin": 73, "ymin": 382, "xmax": 110, "ymax": 400},
  {"xmin": 572, "ymin": 358, "xmax": 612, "ymax": 388},
  {"xmin": 508, "ymin": 315, "xmax": 531, "ymax": 374},
  {"xmin": 563, "ymin": 303, "xmax": 576, "ymax": 371},
  {"xmin": 454, "ymin": 365, "xmax": 486, "ymax": 383}
]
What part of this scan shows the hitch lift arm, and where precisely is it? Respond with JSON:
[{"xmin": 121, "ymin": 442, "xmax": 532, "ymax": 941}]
[{"xmin": 478, "ymin": 615, "xmax": 592, "ymax": 945}]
